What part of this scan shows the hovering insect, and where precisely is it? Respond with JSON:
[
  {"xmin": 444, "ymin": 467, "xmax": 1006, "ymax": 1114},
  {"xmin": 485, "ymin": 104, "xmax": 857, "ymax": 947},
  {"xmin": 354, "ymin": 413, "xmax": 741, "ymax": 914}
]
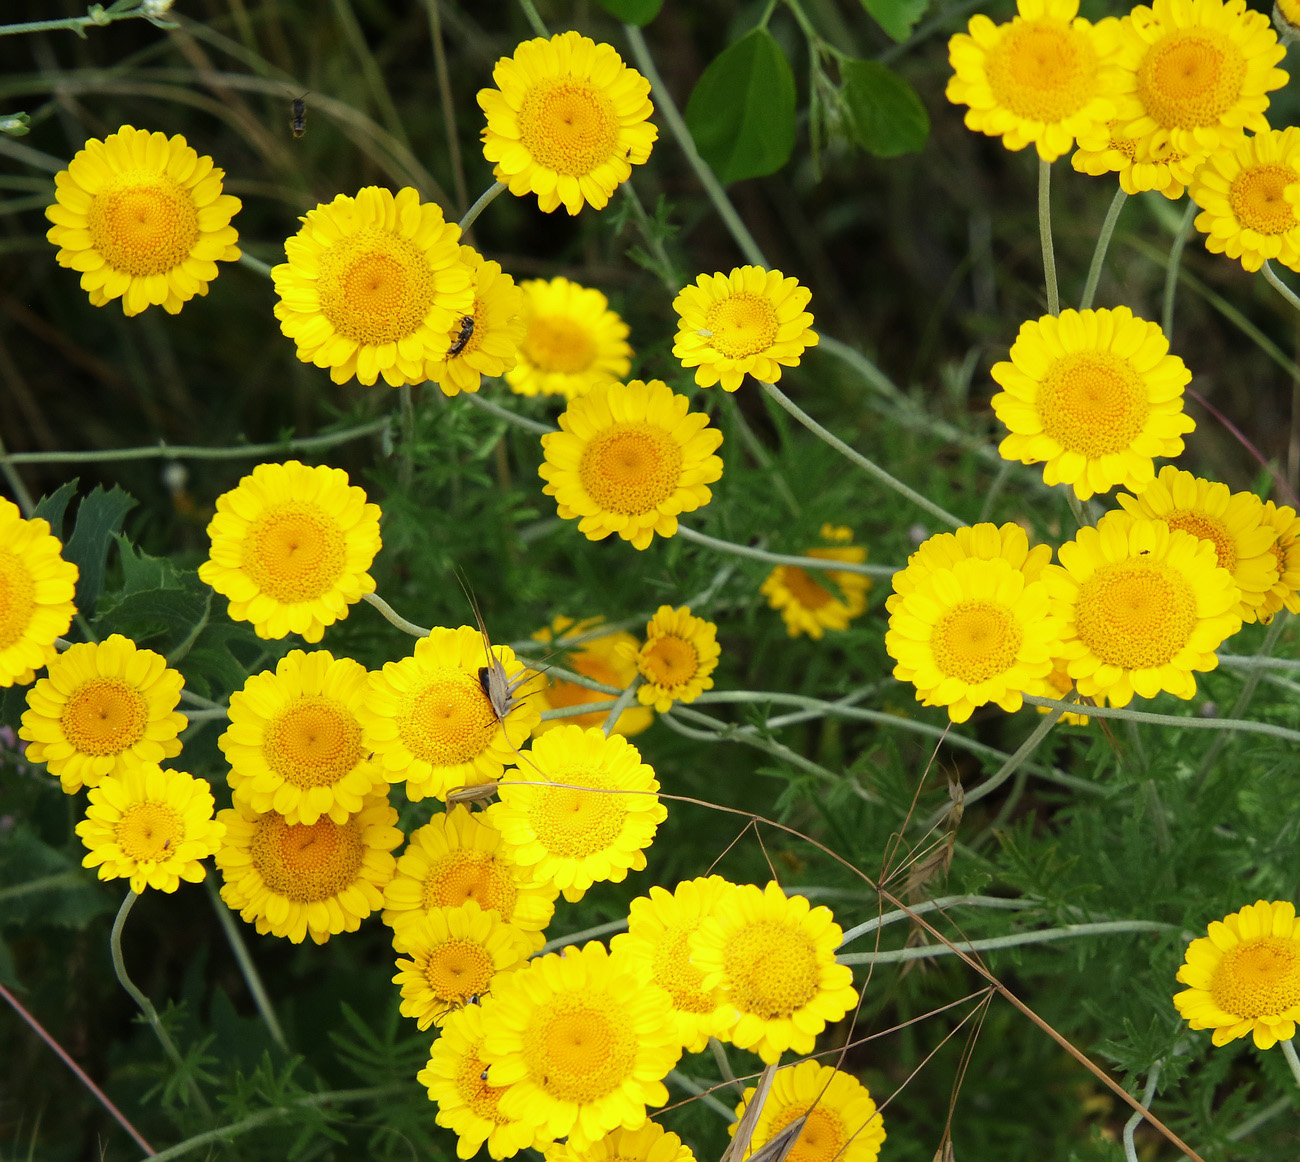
[
  {"xmin": 289, "ymin": 93, "xmax": 309, "ymax": 138},
  {"xmin": 447, "ymin": 315, "xmax": 475, "ymax": 357}
]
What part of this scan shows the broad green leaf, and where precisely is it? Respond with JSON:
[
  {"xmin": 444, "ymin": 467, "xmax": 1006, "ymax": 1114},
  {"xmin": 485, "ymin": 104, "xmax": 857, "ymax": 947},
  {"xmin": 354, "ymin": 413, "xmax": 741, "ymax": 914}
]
[
  {"xmin": 62, "ymin": 485, "xmax": 136, "ymax": 615},
  {"xmin": 32, "ymin": 478, "xmax": 79, "ymax": 538},
  {"xmin": 841, "ymin": 59, "xmax": 929, "ymax": 158},
  {"xmin": 595, "ymin": 0, "xmax": 663, "ymax": 24},
  {"xmin": 685, "ymin": 29, "xmax": 796, "ymax": 183},
  {"xmin": 114, "ymin": 532, "xmax": 182, "ymax": 593},
  {"xmin": 94, "ymin": 586, "xmax": 209, "ymax": 651},
  {"xmin": 860, "ymin": 0, "xmax": 929, "ymax": 42}
]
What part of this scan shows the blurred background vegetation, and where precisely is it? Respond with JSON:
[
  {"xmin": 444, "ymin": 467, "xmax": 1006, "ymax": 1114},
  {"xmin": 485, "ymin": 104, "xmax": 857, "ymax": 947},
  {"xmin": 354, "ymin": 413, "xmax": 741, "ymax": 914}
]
[{"xmin": 2, "ymin": 0, "xmax": 1300, "ymax": 1158}]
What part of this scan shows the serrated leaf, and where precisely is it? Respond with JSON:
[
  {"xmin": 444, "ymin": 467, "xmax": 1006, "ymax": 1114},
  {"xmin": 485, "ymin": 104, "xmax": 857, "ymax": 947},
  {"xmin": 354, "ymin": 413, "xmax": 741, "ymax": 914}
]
[
  {"xmin": 93, "ymin": 586, "xmax": 209, "ymax": 650},
  {"xmin": 685, "ymin": 29, "xmax": 796, "ymax": 183},
  {"xmin": 62, "ymin": 485, "xmax": 136, "ymax": 615},
  {"xmin": 114, "ymin": 532, "xmax": 182, "ymax": 593},
  {"xmin": 595, "ymin": 0, "xmax": 662, "ymax": 23},
  {"xmin": 860, "ymin": 0, "xmax": 928, "ymax": 42},
  {"xmin": 32, "ymin": 478, "xmax": 80, "ymax": 540},
  {"xmin": 841, "ymin": 59, "xmax": 929, "ymax": 158}
]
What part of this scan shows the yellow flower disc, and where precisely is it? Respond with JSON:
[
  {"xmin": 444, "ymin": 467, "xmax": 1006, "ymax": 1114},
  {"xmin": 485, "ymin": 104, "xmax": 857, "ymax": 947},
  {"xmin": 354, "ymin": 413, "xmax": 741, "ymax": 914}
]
[
  {"xmin": 1113, "ymin": 0, "xmax": 1287, "ymax": 158},
  {"xmin": 20, "ymin": 634, "xmax": 187, "ymax": 794},
  {"xmin": 546, "ymin": 1120, "xmax": 698, "ymax": 1162},
  {"xmin": 199, "ymin": 460, "xmax": 382, "ymax": 643},
  {"xmin": 272, "ymin": 186, "xmax": 473, "ymax": 387},
  {"xmin": 75, "ymin": 764, "xmax": 225, "ymax": 894},
  {"xmin": 1116, "ymin": 466, "xmax": 1280, "ymax": 618},
  {"xmin": 1256, "ymin": 500, "xmax": 1300, "ymax": 622},
  {"xmin": 1047, "ymin": 512, "xmax": 1241, "ymax": 707},
  {"xmin": 763, "ymin": 523, "xmax": 872, "ymax": 639},
  {"xmin": 531, "ymin": 616, "xmax": 651, "ymax": 737},
  {"xmin": 425, "ymin": 245, "xmax": 527, "ymax": 397},
  {"xmin": 487, "ymin": 725, "xmax": 666, "ymax": 904},
  {"xmin": 991, "ymin": 306, "xmax": 1195, "ymax": 501},
  {"xmin": 506, "ymin": 277, "xmax": 632, "ymax": 399},
  {"xmin": 692, "ymin": 881, "xmax": 858, "ymax": 1064},
  {"xmin": 478, "ymin": 31, "xmax": 657, "ymax": 216},
  {"xmin": 1072, "ymin": 119, "xmax": 1194, "ymax": 198},
  {"xmin": 628, "ymin": 605, "xmax": 721, "ymax": 713},
  {"xmin": 540, "ymin": 379, "xmax": 724, "ymax": 552},
  {"xmin": 729, "ymin": 1060, "xmax": 886, "ymax": 1162},
  {"xmin": 45, "ymin": 125, "xmax": 241, "ymax": 316},
  {"xmin": 479, "ymin": 941, "xmax": 682, "ymax": 1150},
  {"xmin": 672, "ymin": 266, "xmax": 818, "ymax": 392},
  {"xmin": 1175, "ymin": 899, "xmax": 1300, "ymax": 1048},
  {"xmin": 0, "ymin": 498, "xmax": 78, "ymax": 688},
  {"xmin": 216, "ymin": 790, "xmax": 402, "ymax": 944},
  {"xmin": 419, "ymin": 1002, "xmax": 545, "ymax": 1160}
]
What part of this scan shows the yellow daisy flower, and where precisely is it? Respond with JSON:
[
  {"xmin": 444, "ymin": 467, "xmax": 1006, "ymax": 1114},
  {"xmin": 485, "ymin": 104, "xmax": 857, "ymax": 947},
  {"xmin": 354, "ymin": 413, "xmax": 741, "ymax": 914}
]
[
  {"xmin": 392, "ymin": 900, "xmax": 533, "ymax": 1031},
  {"xmin": 506, "ymin": 276, "xmax": 632, "ymax": 399},
  {"xmin": 272, "ymin": 186, "xmax": 474, "ymax": 387},
  {"xmin": 1174, "ymin": 899, "xmax": 1300, "ymax": 1049},
  {"xmin": 672, "ymin": 266, "xmax": 818, "ymax": 392},
  {"xmin": 425, "ymin": 245, "xmax": 526, "ymax": 397},
  {"xmin": 1045, "ymin": 512, "xmax": 1242, "ymax": 708},
  {"xmin": 219, "ymin": 649, "xmax": 385, "ymax": 825},
  {"xmin": 886, "ymin": 521, "xmax": 1052, "ymax": 615},
  {"xmin": 1190, "ymin": 126, "xmax": 1300, "ymax": 272},
  {"xmin": 486, "ymin": 725, "xmax": 667, "ymax": 904},
  {"xmin": 382, "ymin": 806, "xmax": 557, "ymax": 950},
  {"xmin": 478, "ymin": 31, "xmax": 657, "ymax": 216},
  {"xmin": 1277, "ymin": 0, "xmax": 1300, "ymax": 42},
  {"xmin": 762, "ymin": 524, "xmax": 872, "ymax": 639},
  {"xmin": 75, "ymin": 765, "xmax": 224, "ymax": 894},
  {"xmin": 45, "ymin": 125, "xmax": 241, "ymax": 316},
  {"xmin": 360, "ymin": 625, "xmax": 541, "ymax": 803},
  {"xmin": 1115, "ymin": 466, "xmax": 1279, "ymax": 619},
  {"xmin": 418, "ymin": 1002, "xmax": 547, "ymax": 1160},
  {"xmin": 539, "ymin": 379, "xmax": 724, "ymax": 551},
  {"xmin": 547, "ymin": 1121, "xmax": 697, "ymax": 1162},
  {"xmin": 729, "ymin": 1060, "xmax": 885, "ymax": 1162},
  {"xmin": 1071, "ymin": 118, "xmax": 1195, "ymax": 198},
  {"xmin": 610, "ymin": 876, "xmax": 737, "ymax": 1053},
  {"xmin": 531, "ymin": 616, "xmax": 652, "ymax": 737},
  {"xmin": 0, "ymin": 497, "xmax": 78, "ymax": 688},
  {"xmin": 198, "ymin": 460, "xmax": 383, "ymax": 644},
  {"xmin": 691, "ymin": 881, "xmax": 858, "ymax": 1065},
  {"xmin": 480, "ymin": 940, "xmax": 682, "ymax": 1149},
  {"xmin": 990, "ymin": 307, "xmax": 1195, "ymax": 501},
  {"xmin": 626, "ymin": 605, "xmax": 720, "ymax": 713},
  {"xmin": 19, "ymin": 634, "xmax": 187, "ymax": 795},
  {"xmin": 1112, "ymin": 0, "xmax": 1287, "ymax": 160},
  {"xmin": 886, "ymin": 556, "xmax": 1062, "ymax": 724},
  {"xmin": 1032, "ymin": 656, "xmax": 1096, "ymax": 725},
  {"xmin": 946, "ymin": 0, "xmax": 1122, "ymax": 162},
  {"xmin": 214, "ymin": 789, "xmax": 402, "ymax": 944},
  {"xmin": 1256, "ymin": 499, "xmax": 1300, "ymax": 622}
]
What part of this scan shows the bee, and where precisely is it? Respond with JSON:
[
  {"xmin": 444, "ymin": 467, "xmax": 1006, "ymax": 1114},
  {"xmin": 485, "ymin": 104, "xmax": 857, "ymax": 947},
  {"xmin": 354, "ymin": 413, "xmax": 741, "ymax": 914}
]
[
  {"xmin": 447, "ymin": 315, "xmax": 475, "ymax": 357},
  {"xmin": 290, "ymin": 93, "xmax": 309, "ymax": 138}
]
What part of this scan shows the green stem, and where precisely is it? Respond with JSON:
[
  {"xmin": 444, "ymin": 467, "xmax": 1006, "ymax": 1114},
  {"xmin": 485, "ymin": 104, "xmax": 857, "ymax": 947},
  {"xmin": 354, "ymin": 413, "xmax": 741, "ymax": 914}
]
[
  {"xmin": 110, "ymin": 891, "xmax": 213, "ymax": 1118},
  {"xmin": 362, "ymin": 591, "xmax": 429, "ymax": 637},
  {"xmin": 1065, "ymin": 489, "xmax": 1094, "ymax": 529},
  {"xmin": 600, "ymin": 678, "xmax": 642, "ymax": 735},
  {"xmin": 424, "ymin": 0, "xmax": 468, "ymax": 213},
  {"xmin": 1262, "ymin": 260, "xmax": 1300, "ymax": 314},
  {"xmin": 397, "ymin": 384, "xmax": 415, "ymax": 491},
  {"xmin": 1038, "ymin": 158, "xmax": 1059, "ymax": 316},
  {"xmin": 675, "ymin": 524, "xmax": 890, "ymax": 576},
  {"xmin": 0, "ymin": 6, "xmax": 170, "ymax": 37},
  {"xmin": 1023, "ymin": 692, "xmax": 1300, "ymax": 745},
  {"xmin": 1282, "ymin": 1039, "xmax": 1300, "ymax": 1090},
  {"xmin": 238, "ymin": 252, "xmax": 272, "ymax": 278},
  {"xmin": 204, "ymin": 879, "xmax": 286, "ymax": 1051},
  {"xmin": 1123, "ymin": 1060, "xmax": 1164, "ymax": 1162},
  {"xmin": 0, "ymin": 427, "xmax": 36, "ymax": 515},
  {"xmin": 458, "ymin": 389, "xmax": 556, "ymax": 435},
  {"xmin": 838, "ymin": 895, "xmax": 1036, "ymax": 947},
  {"xmin": 517, "ymin": 0, "xmax": 549, "ymax": 37},
  {"xmin": 1162, "ymin": 200, "xmax": 1197, "ymax": 337},
  {"xmin": 759, "ymin": 381, "xmax": 963, "ymax": 528},
  {"xmin": 541, "ymin": 918, "xmax": 627, "ymax": 954},
  {"xmin": 668, "ymin": 1070, "xmax": 741, "ymax": 1121},
  {"xmin": 619, "ymin": 183, "xmax": 678, "ymax": 292},
  {"xmin": 1080, "ymin": 188, "xmax": 1128, "ymax": 311},
  {"xmin": 459, "ymin": 181, "xmax": 507, "ymax": 234}
]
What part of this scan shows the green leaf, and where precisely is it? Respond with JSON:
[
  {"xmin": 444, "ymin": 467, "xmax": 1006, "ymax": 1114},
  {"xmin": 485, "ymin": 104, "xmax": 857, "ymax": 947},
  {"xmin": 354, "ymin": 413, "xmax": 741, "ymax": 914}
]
[
  {"xmin": 62, "ymin": 485, "xmax": 136, "ymax": 615},
  {"xmin": 594, "ymin": 0, "xmax": 663, "ymax": 24},
  {"xmin": 32, "ymin": 478, "xmax": 79, "ymax": 539},
  {"xmin": 860, "ymin": 0, "xmax": 929, "ymax": 42},
  {"xmin": 94, "ymin": 586, "xmax": 209, "ymax": 650},
  {"xmin": 685, "ymin": 28, "xmax": 796, "ymax": 183},
  {"xmin": 841, "ymin": 59, "xmax": 929, "ymax": 158},
  {"xmin": 114, "ymin": 532, "xmax": 181, "ymax": 592}
]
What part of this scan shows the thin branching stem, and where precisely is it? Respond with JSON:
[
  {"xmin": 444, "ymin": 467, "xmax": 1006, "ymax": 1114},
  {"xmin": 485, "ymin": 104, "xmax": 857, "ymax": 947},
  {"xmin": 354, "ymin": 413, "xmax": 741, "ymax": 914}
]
[
  {"xmin": 362, "ymin": 591, "xmax": 429, "ymax": 637},
  {"xmin": 0, "ymin": 6, "xmax": 173, "ymax": 37},
  {"xmin": 204, "ymin": 879, "xmax": 286, "ymax": 1051},
  {"xmin": 1080, "ymin": 188, "xmax": 1128, "ymax": 311},
  {"xmin": 676, "ymin": 524, "xmax": 892, "ymax": 576},
  {"xmin": 517, "ymin": 0, "xmax": 549, "ymax": 37},
  {"xmin": 459, "ymin": 181, "xmax": 507, "ymax": 233},
  {"xmin": 1023, "ymin": 692, "xmax": 1300, "ymax": 745},
  {"xmin": 1162, "ymin": 200, "xmax": 1196, "ymax": 337},
  {"xmin": 1262, "ymin": 260, "xmax": 1300, "ymax": 314},
  {"xmin": 1038, "ymin": 159, "xmax": 1059, "ymax": 316},
  {"xmin": 1283, "ymin": 1039, "xmax": 1300, "ymax": 1090},
  {"xmin": 1124, "ymin": 1062, "xmax": 1164, "ymax": 1162},
  {"xmin": 839, "ymin": 895, "xmax": 1037, "ymax": 947},
  {"xmin": 600, "ymin": 679, "xmax": 642, "ymax": 735}
]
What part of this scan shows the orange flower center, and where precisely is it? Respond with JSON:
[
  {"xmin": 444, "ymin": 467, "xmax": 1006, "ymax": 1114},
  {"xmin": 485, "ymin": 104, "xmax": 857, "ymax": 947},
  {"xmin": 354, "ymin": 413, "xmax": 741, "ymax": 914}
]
[
  {"xmin": 421, "ymin": 939, "xmax": 498, "ymax": 1004},
  {"xmin": 241, "ymin": 502, "xmax": 347, "ymax": 605},
  {"xmin": 519, "ymin": 78, "xmax": 620, "ymax": 177},
  {"xmin": 423, "ymin": 850, "xmax": 521, "ymax": 919},
  {"xmin": 398, "ymin": 671, "xmax": 498, "ymax": 767},
  {"xmin": 522, "ymin": 314, "xmax": 597, "ymax": 374},
  {"xmin": 652, "ymin": 924, "xmax": 717, "ymax": 1014},
  {"xmin": 1037, "ymin": 351, "xmax": 1150, "ymax": 458},
  {"xmin": 1229, "ymin": 163, "xmax": 1299, "ymax": 236},
  {"xmin": 780, "ymin": 566, "xmax": 834, "ymax": 612},
  {"xmin": 723, "ymin": 919, "xmax": 821, "ymax": 1019},
  {"xmin": 316, "ymin": 227, "xmax": 435, "ymax": 346},
  {"xmin": 116, "ymin": 801, "xmax": 185, "ymax": 862},
  {"xmin": 62, "ymin": 678, "xmax": 149, "ymax": 756},
  {"xmin": 769, "ymin": 1104, "xmax": 850, "ymax": 1162},
  {"xmin": 456, "ymin": 1046, "xmax": 512, "ymax": 1124},
  {"xmin": 0, "ymin": 549, "xmax": 37, "ymax": 651},
  {"xmin": 264, "ymin": 697, "xmax": 365, "ymax": 788},
  {"xmin": 704, "ymin": 293, "xmax": 779, "ymax": 360},
  {"xmin": 986, "ymin": 18, "xmax": 1098, "ymax": 124},
  {"xmin": 1074, "ymin": 557, "xmax": 1198, "ymax": 670},
  {"xmin": 579, "ymin": 422, "xmax": 683, "ymax": 515},
  {"xmin": 931, "ymin": 600, "xmax": 1022, "ymax": 684},
  {"xmin": 639, "ymin": 634, "xmax": 699, "ymax": 690},
  {"xmin": 252, "ymin": 813, "xmax": 365, "ymax": 902},
  {"xmin": 1158, "ymin": 510, "xmax": 1236, "ymax": 572},
  {"xmin": 524, "ymin": 995, "xmax": 634, "ymax": 1103},
  {"xmin": 1136, "ymin": 29, "xmax": 1246, "ymax": 131},
  {"xmin": 1211, "ymin": 935, "xmax": 1300, "ymax": 1019},
  {"xmin": 87, "ymin": 171, "xmax": 200, "ymax": 276}
]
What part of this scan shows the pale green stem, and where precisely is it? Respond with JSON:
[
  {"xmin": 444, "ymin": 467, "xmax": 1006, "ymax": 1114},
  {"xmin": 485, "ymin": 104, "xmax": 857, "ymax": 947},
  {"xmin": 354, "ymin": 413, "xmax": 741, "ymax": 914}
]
[
  {"xmin": 458, "ymin": 389, "xmax": 555, "ymax": 434},
  {"xmin": 1123, "ymin": 1061, "xmax": 1164, "ymax": 1162},
  {"xmin": 1065, "ymin": 490, "xmax": 1094, "ymax": 529},
  {"xmin": 179, "ymin": 689, "xmax": 226, "ymax": 712},
  {"xmin": 1023, "ymin": 692, "xmax": 1300, "ymax": 746},
  {"xmin": 540, "ymin": 700, "xmax": 617, "ymax": 721},
  {"xmin": 1262, "ymin": 260, "xmax": 1300, "ymax": 314},
  {"xmin": 238, "ymin": 252, "xmax": 272, "ymax": 278},
  {"xmin": 619, "ymin": 182, "xmax": 678, "ymax": 292},
  {"xmin": 601, "ymin": 679, "xmax": 642, "ymax": 735},
  {"xmin": 1162, "ymin": 200, "xmax": 1197, "ymax": 337},
  {"xmin": 424, "ymin": 0, "xmax": 468, "ymax": 213},
  {"xmin": 722, "ymin": 393, "xmax": 801, "ymax": 517},
  {"xmin": 709, "ymin": 1036, "xmax": 743, "ymax": 1095},
  {"xmin": 1, "ymin": 417, "xmax": 391, "ymax": 465},
  {"xmin": 1080, "ymin": 188, "xmax": 1128, "ymax": 312},
  {"xmin": 397, "ymin": 384, "xmax": 415, "ymax": 491},
  {"xmin": 541, "ymin": 918, "xmax": 627, "ymax": 954},
  {"xmin": 180, "ymin": 708, "xmax": 229, "ymax": 722},
  {"xmin": 459, "ymin": 181, "xmax": 507, "ymax": 234},
  {"xmin": 0, "ymin": 6, "xmax": 172, "ymax": 37},
  {"xmin": 1283, "ymin": 1039, "xmax": 1300, "ymax": 1090},
  {"xmin": 110, "ymin": 891, "xmax": 213, "ymax": 1117},
  {"xmin": 1038, "ymin": 159, "xmax": 1059, "ymax": 316},
  {"xmin": 675, "ymin": 524, "xmax": 892, "ymax": 577},
  {"xmin": 838, "ymin": 895, "xmax": 1036, "ymax": 948},
  {"xmin": 517, "ymin": 0, "xmax": 549, "ymax": 37},
  {"xmin": 204, "ymin": 879, "xmax": 286, "ymax": 1051},
  {"xmin": 1227, "ymin": 1096, "xmax": 1292, "ymax": 1142},
  {"xmin": 0, "ymin": 427, "xmax": 36, "ymax": 515},
  {"xmin": 362, "ymin": 591, "xmax": 429, "ymax": 637},
  {"xmin": 1218, "ymin": 653, "xmax": 1300, "ymax": 671},
  {"xmin": 622, "ymin": 24, "xmax": 766, "ymax": 267},
  {"xmin": 668, "ymin": 1069, "xmax": 740, "ymax": 1121},
  {"xmin": 759, "ymin": 381, "xmax": 963, "ymax": 529},
  {"xmin": 0, "ymin": 870, "xmax": 83, "ymax": 903},
  {"xmin": 837, "ymin": 919, "xmax": 1174, "ymax": 966}
]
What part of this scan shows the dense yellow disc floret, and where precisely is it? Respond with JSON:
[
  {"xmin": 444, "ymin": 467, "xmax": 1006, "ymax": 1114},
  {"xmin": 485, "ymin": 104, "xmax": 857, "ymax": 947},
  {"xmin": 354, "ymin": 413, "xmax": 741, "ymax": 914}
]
[
  {"xmin": 623, "ymin": 605, "xmax": 721, "ymax": 713},
  {"xmin": 0, "ymin": 498, "xmax": 79, "ymax": 688},
  {"xmin": 506, "ymin": 277, "xmax": 633, "ymax": 399}
]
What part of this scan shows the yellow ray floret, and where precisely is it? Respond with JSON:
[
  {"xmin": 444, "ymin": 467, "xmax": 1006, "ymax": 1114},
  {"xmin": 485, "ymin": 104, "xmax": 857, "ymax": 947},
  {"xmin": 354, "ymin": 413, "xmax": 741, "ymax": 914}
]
[
  {"xmin": 425, "ymin": 245, "xmax": 526, "ymax": 396},
  {"xmin": 1256, "ymin": 499, "xmax": 1300, "ymax": 622},
  {"xmin": 506, "ymin": 276, "xmax": 632, "ymax": 399},
  {"xmin": 547, "ymin": 1120, "xmax": 697, "ymax": 1162},
  {"xmin": 887, "ymin": 521, "xmax": 1051, "ymax": 615},
  {"xmin": 624, "ymin": 605, "xmax": 720, "ymax": 713},
  {"xmin": 763, "ymin": 523, "xmax": 872, "ymax": 639},
  {"xmin": 0, "ymin": 497, "xmax": 79, "ymax": 688}
]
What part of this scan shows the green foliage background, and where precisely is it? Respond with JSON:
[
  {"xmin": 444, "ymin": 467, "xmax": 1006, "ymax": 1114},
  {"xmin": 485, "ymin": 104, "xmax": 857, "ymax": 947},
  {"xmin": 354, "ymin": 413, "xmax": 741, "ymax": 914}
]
[{"xmin": 1, "ymin": 0, "xmax": 1300, "ymax": 1159}]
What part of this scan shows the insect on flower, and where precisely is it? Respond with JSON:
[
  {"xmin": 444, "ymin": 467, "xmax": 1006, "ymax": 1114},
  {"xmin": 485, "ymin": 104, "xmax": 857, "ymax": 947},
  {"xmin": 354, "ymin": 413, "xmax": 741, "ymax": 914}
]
[{"xmin": 447, "ymin": 315, "xmax": 475, "ymax": 357}]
